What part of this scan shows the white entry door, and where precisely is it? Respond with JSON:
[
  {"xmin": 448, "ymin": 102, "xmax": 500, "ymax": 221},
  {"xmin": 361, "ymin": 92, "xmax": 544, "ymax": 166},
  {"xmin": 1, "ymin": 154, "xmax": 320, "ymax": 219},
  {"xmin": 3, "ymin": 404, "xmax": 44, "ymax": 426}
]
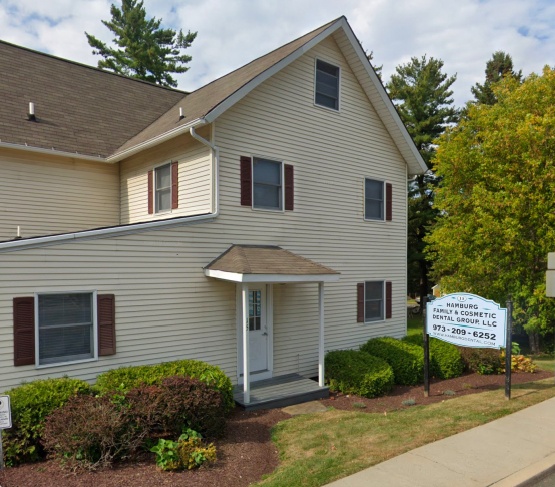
[{"xmin": 238, "ymin": 285, "xmax": 272, "ymax": 381}]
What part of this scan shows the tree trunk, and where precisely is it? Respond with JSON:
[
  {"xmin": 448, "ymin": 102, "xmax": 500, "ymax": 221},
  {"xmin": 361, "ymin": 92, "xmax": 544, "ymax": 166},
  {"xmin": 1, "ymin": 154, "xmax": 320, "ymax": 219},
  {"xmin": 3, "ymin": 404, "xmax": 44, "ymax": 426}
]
[{"xmin": 528, "ymin": 331, "xmax": 540, "ymax": 354}]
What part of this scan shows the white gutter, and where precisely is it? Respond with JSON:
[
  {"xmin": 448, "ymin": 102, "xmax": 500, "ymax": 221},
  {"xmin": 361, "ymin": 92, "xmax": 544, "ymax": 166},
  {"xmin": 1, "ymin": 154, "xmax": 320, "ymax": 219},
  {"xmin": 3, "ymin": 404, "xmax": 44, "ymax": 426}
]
[
  {"xmin": 0, "ymin": 141, "xmax": 106, "ymax": 162},
  {"xmin": 189, "ymin": 123, "xmax": 220, "ymax": 218},
  {"xmin": 0, "ymin": 121, "xmax": 221, "ymax": 253}
]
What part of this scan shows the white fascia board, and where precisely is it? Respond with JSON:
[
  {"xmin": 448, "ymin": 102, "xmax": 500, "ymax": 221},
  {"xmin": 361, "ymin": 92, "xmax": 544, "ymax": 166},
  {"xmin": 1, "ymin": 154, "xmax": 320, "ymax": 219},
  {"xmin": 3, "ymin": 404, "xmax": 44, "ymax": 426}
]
[
  {"xmin": 0, "ymin": 141, "xmax": 106, "ymax": 162},
  {"xmin": 339, "ymin": 21, "xmax": 427, "ymax": 175},
  {"xmin": 106, "ymin": 118, "xmax": 204, "ymax": 163},
  {"xmin": 0, "ymin": 214, "xmax": 216, "ymax": 253},
  {"xmin": 204, "ymin": 269, "xmax": 340, "ymax": 283},
  {"xmin": 203, "ymin": 21, "xmax": 343, "ymax": 124}
]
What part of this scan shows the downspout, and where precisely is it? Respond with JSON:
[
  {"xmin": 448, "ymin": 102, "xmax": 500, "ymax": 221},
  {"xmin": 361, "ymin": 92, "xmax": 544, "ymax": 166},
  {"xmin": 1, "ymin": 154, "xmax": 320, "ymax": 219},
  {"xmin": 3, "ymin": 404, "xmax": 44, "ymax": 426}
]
[{"xmin": 190, "ymin": 124, "xmax": 220, "ymax": 217}]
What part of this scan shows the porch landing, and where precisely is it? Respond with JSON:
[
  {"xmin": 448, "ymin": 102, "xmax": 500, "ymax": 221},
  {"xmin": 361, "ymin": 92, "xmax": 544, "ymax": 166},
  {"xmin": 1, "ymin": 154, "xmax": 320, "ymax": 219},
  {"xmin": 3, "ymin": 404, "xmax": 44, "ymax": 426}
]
[{"xmin": 233, "ymin": 374, "xmax": 329, "ymax": 411}]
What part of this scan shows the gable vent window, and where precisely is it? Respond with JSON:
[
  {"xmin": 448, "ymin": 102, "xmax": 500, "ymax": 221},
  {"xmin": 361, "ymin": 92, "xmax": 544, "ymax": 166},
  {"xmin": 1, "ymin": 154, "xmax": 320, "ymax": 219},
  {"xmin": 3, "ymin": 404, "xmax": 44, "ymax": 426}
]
[{"xmin": 315, "ymin": 59, "xmax": 340, "ymax": 110}]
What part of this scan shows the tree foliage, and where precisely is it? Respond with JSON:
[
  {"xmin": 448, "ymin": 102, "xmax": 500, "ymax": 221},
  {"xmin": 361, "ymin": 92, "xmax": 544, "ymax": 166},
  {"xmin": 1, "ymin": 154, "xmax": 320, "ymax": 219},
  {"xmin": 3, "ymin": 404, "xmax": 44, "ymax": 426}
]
[
  {"xmin": 471, "ymin": 51, "xmax": 522, "ymax": 105},
  {"xmin": 385, "ymin": 56, "xmax": 458, "ymax": 302},
  {"xmin": 85, "ymin": 0, "xmax": 197, "ymax": 87},
  {"xmin": 427, "ymin": 67, "xmax": 555, "ymax": 350}
]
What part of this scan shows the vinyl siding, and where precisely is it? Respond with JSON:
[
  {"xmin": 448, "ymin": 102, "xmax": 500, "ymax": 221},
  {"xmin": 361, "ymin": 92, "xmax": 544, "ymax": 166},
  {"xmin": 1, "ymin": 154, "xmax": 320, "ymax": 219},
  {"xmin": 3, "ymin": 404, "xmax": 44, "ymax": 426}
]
[
  {"xmin": 0, "ymin": 148, "xmax": 119, "ymax": 241},
  {"xmin": 0, "ymin": 34, "xmax": 409, "ymax": 390},
  {"xmin": 119, "ymin": 126, "xmax": 212, "ymax": 224}
]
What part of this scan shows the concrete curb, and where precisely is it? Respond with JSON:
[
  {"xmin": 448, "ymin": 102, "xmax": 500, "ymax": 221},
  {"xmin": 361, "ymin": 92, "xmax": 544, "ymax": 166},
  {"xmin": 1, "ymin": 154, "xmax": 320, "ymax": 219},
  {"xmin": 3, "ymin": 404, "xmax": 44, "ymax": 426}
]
[{"xmin": 491, "ymin": 452, "xmax": 555, "ymax": 487}]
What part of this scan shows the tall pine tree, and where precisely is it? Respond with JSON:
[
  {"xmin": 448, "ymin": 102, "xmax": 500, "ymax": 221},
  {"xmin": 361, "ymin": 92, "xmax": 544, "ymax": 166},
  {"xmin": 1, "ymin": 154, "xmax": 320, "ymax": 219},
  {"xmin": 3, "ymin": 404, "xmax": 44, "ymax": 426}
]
[
  {"xmin": 471, "ymin": 51, "xmax": 522, "ymax": 105},
  {"xmin": 85, "ymin": 0, "xmax": 197, "ymax": 88},
  {"xmin": 385, "ymin": 56, "xmax": 458, "ymax": 307}
]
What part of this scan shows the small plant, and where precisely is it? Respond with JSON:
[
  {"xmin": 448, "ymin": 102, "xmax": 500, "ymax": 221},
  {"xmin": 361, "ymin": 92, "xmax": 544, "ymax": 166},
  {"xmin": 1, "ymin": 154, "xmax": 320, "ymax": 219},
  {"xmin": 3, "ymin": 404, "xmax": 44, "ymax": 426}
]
[
  {"xmin": 462, "ymin": 383, "xmax": 473, "ymax": 390},
  {"xmin": 511, "ymin": 342, "xmax": 521, "ymax": 355},
  {"xmin": 151, "ymin": 429, "xmax": 216, "ymax": 471},
  {"xmin": 401, "ymin": 398, "xmax": 416, "ymax": 406},
  {"xmin": 443, "ymin": 390, "xmax": 456, "ymax": 396},
  {"xmin": 352, "ymin": 402, "xmax": 367, "ymax": 409}
]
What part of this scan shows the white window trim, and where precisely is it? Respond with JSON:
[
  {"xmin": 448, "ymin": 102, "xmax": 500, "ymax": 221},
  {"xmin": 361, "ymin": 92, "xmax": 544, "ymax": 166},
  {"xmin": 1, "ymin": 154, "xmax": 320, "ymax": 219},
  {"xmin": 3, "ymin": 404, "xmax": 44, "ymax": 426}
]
[
  {"xmin": 314, "ymin": 57, "xmax": 341, "ymax": 112},
  {"xmin": 153, "ymin": 161, "xmax": 174, "ymax": 214},
  {"xmin": 364, "ymin": 280, "xmax": 386, "ymax": 323},
  {"xmin": 364, "ymin": 177, "xmax": 386, "ymax": 222},
  {"xmin": 251, "ymin": 156, "xmax": 285, "ymax": 213},
  {"xmin": 34, "ymin": 290, "xmax": 98, "ymax": 369}
]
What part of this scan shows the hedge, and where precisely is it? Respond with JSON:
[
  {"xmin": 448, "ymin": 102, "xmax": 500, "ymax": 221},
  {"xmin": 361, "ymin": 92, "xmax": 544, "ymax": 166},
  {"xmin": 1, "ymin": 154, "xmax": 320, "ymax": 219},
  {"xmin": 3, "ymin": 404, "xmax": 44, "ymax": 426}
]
[
  {"xmin": 325, "ymin": 349, "xmax": 394, "ymax": 398},
  {"xmin": 95, "ymin": 359, "xmax": 234, "ymax": 412},
  {"xmin": 403, "ymin": 334, "xmax": 464, "ymax": 379},
  {"xmin": 360, "ymin": 337, "xmax": 424, "ymax": 385}
]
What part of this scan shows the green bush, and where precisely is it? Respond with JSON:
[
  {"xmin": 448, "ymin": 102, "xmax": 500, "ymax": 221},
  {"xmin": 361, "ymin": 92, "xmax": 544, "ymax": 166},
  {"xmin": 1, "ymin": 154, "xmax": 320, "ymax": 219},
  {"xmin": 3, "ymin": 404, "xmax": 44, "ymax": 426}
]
[
  {"xmin": 2, "ymin": 377, "xmax": 92, "ymax": 466},
  {"xmin": 458, "ymin": 347, "xmax": 502, "ymax": 375},
  {"xmin": 325, "ymin": 350, "xmax": 394, "ymax": 398},
  {"xmin": 95, "ymin": 359, "xmax": 234, "ymax": 412},
  {"xmin": 360, "ymin": 337, "xmax": 424, "ymax": 385},
  {"xmin": 403, "ymin": 335, "xmax": 464, "ymax": 379}
]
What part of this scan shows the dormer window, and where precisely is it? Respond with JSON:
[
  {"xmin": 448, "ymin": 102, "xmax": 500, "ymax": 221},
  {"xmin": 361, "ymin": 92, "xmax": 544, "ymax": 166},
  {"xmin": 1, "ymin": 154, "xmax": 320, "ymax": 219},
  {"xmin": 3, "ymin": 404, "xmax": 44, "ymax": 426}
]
[{"xmin": 315, "ymin": 59, "xmax": 340, "ymax": 110}]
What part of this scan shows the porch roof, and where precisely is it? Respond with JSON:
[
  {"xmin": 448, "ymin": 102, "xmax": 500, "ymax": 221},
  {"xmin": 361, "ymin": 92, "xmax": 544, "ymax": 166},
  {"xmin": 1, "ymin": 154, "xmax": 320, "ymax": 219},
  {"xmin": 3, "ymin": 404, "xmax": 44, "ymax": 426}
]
[{"xmin": 204, "ymin": 244, "xmax": 340, "ymax": 283}]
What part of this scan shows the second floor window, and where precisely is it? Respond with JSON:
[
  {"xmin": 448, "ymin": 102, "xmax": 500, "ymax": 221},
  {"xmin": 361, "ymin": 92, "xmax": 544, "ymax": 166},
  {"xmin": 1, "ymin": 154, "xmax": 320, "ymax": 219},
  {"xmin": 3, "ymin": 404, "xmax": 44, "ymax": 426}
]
[
  {"xmin": 365, "ymin": 178, "xmax": 384, "ymax": 220},
  {"xmin": 315, "ymin": 59, "xmax": 340, "ymax": 110},
  {"xmin": 155, "ymin": 163, "xmax": 172, "ymax": 212},
  {"xmin": 253, "ymin": 158, "xmax": 282, "ymax": 210}
]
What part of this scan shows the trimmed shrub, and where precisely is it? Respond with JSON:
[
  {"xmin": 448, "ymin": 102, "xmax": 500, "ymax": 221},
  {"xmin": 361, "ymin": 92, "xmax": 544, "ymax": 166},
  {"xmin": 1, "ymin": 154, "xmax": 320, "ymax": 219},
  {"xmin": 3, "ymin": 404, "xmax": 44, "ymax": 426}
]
[
  {"xmin": 403, "ymin": 335, "xmax": 464, "ymax": 379},
  {"xmin": 325, "ymin": 350, "xmax": 394, "ymax": 398},
  {"xmin": 42, "ymin": 375, "xmax": 227, "ymax": 471},
  {"xmin": 2, "ymin": 377, "xmax": 92, "ymax": 466},
  {"xmin": 95, "ymin": 359, "xmax": 234, "ymax": 412},
  {"xmin": 458, "ymin": 347, "xmax": 502, "ymax": 375},
  {"xmin": 360, "ymin": 337, "xmax": 424, "ymax": 385}
]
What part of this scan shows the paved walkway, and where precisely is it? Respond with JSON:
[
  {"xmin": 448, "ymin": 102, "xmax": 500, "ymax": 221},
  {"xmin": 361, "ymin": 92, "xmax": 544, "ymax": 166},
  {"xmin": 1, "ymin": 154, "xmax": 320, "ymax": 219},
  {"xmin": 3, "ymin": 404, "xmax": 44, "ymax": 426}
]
[{"xmin": 325, "ymin": 395, "xmax": 555, "ymax": 487}]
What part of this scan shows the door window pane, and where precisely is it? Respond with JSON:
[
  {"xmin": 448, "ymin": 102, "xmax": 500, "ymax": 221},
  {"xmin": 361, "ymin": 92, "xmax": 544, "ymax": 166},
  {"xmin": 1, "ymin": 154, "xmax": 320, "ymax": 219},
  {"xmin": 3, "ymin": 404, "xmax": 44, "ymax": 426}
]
[{"xmin": 249, "ymin": 290, "xmax": 261, "ymax": 331}]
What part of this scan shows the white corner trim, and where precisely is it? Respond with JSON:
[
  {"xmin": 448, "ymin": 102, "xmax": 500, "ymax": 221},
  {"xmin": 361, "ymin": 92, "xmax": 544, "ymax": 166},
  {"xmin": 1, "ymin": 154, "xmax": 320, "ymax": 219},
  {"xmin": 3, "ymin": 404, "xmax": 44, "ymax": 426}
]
[{"xmin": 204, "ymin": 269, "xmax": 340, "ymax": 283}]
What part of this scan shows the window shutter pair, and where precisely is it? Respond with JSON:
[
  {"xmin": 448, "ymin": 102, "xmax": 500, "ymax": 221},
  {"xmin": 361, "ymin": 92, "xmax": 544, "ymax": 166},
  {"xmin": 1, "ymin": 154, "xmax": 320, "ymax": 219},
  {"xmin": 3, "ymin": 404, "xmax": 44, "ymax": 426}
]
[
  {"xmin": 13, "ymin": 294, "xmax": 116, "ymax": 366},
  {"xmin": 356, "ymin": 281, "xmax": 392, "ymax": 322},
  {"xmin": 148, "ymin": 161, "xmax": 179, "ymax": 214},
  {"xmin": 240, "ymin": 156, "xmax": 294, "ymax": 210}
]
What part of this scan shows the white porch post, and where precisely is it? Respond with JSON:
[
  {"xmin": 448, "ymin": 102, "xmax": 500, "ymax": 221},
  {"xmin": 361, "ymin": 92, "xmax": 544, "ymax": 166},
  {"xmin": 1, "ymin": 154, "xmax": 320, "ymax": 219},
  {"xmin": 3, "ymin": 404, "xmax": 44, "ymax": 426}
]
[
  {"xmin": 242, "ymin": 283, "xmax": 250, "ymax": 403},
  {"xmin": 318, "ymin": 282, "xmax": 325, "ymax": 387}
]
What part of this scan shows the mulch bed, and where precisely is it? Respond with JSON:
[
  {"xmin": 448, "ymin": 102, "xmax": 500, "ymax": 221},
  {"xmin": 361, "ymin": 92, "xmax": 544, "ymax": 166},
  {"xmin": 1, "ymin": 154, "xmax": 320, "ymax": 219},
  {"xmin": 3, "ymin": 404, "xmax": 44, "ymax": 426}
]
[{"xmin": 0, "ymin": 369, "xmax": 552, "ymax": 487}]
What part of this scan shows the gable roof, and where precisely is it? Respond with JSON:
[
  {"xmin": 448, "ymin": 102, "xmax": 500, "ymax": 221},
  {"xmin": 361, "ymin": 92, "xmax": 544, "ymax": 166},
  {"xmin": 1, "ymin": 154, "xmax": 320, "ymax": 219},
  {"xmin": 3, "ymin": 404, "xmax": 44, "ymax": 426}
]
[
  {"xmin": 0, "ymin": 17, "xmax": 427, "ymax": 174},
  {"xmin": 0, "ymin": 40, "xmax": 186, "ymax": 159}
]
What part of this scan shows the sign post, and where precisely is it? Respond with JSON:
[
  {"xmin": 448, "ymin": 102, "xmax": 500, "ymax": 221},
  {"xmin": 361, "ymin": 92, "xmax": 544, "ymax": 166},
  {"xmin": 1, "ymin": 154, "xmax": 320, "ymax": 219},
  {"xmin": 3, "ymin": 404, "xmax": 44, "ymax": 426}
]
[
  {"xmin": 422, "ymin": 296, "xmax": 430, "ymax": 397},
  {"xmin": 425, "ymin": 293, "xmax": 510, "ymax": 397},
  {"xmin": 0, "ymin": 395, "xmax": 12, "ymax": 469},
  {"xmin": 505, "ymin": 297, "xmax": 513, "ymax": 400}
]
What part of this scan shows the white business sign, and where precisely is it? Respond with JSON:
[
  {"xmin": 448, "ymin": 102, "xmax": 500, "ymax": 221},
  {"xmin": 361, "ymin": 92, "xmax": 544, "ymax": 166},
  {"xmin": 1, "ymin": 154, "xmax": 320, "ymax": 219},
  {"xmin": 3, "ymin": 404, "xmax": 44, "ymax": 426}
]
[
  {"xmin": 426, "ymin": 293, "xmax": 507, "ymax": 349},
  {"xmin": 0, "ymin": 395, "xmax": 11, "ymax": 429}
]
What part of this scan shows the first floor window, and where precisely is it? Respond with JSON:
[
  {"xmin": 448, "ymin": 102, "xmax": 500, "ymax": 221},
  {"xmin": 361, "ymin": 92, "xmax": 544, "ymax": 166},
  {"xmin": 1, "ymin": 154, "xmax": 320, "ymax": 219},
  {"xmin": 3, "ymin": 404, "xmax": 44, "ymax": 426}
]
[
  {"xmin": 155, "ymin": 163, "xmax": 171, "ymax": 212},
  {"xmin": 365, "ymin": 178, "xmax": 384, "ymax": 220},
  {"xmin": 37, "ymin": 293, "xmax": 94, "ymax": 365},
  {"xmin": 364, "ymin": 281, "xmax": 384, "ymax": 322},
  {"xmin": 253, "ymin": 157, "xmax": 282, "ymax": 210}
]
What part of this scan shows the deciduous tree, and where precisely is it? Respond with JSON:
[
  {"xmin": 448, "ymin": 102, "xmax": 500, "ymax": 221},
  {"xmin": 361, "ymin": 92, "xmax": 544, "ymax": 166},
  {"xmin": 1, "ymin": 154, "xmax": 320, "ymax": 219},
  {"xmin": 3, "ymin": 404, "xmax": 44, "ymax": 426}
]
[
  {"xmin": 427, "ymin": 67, "xmax": 555, "ymax": 351},
  {"xmin": 85, "ymin": 0, "xmax": 197, "ymax": 87}
]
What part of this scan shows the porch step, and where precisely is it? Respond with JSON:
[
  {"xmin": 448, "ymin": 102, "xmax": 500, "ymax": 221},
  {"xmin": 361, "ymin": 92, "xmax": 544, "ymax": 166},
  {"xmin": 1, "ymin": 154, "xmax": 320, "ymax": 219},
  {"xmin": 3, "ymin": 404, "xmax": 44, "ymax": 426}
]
[{"xmin": 233, "ymin": 373, "xmax": 329, "ymax": 411}]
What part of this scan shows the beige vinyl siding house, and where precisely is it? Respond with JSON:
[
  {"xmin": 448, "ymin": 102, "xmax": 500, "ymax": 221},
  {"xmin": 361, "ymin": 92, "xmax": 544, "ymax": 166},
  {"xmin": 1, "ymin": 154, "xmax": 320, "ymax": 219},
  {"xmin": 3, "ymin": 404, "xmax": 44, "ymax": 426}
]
[{"xmin": 0, "ymin": 17, "xmax": 427, "ymax": 405}]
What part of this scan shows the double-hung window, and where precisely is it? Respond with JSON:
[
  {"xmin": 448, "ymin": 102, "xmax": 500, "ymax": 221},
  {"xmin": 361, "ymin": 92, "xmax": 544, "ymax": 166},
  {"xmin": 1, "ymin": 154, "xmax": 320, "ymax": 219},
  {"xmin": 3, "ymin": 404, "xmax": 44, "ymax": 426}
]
[
  {"xmin": 253, "ymin": 158, "xmax": 283, "ymax": 210},
  {"xmin": 365, "ymin": 178, "xmax": 384, "ymax": 220},
  {"xmin": 364, "ymin": 281, "xmax": 384, "ymax": 322},
  {"xmin": 315, "ymin": 59, "xmax": 340, "ymax": 110},
  {"xmin": 155, "ymin": 163, "xmax": 171, "ymax": 213},
  {"xmin": 37, "ymin": 292, "xmax": 95, "ymax": 366}
]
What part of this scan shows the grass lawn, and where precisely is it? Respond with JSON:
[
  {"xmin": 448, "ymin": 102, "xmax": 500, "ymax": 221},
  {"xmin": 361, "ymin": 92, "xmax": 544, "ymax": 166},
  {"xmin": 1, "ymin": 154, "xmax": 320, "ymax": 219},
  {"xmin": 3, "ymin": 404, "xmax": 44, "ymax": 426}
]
[
  {"xmin": 256, "ymin": 378, "xmax": 555, "ymax": 487},
  {"xmin": 532, "ymin": 354, "xmax": 555, "ymax": 373}
]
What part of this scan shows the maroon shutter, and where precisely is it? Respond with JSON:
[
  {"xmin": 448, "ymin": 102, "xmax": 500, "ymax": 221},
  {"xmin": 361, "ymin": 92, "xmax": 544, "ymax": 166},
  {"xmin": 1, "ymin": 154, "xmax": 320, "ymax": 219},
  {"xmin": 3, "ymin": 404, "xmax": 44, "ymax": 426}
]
[
  {"xmin": 147, "ymin": 170, "xmax": 154, "ymax": 214},
  {"xmin": 13, "ymin": 297, "xmax": 35, "ymax": 366},
  {"xmin": 98, "ymin": 294, "xmax": 116, "ymax": 356},
  {"xmin": 357, "ymin": 283, "xmax": 364, "ymax": 322},
  {"xmin": 386, "ymin": 183, "xmax": 392, "ymax": 221},
  {"xmin": 240, "ymin": 156, "xmax": 252, "ymax": 206},
  {"xmin": 386, "ymin": 281, "xmax": 392, "ymax": 319},
  {"xmin": 171, "ymin": 161, "xmax": 179, "ymax": 209},
  {"xmin": 284, "ymin": 164, "xmax": 294, "ymax": 211}
]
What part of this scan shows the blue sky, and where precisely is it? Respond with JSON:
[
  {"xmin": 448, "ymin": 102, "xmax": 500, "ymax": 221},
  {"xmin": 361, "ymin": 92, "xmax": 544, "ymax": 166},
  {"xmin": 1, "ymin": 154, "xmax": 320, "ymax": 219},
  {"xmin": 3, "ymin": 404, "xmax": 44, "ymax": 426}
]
[{"xmin": 0, "ymin": 0, "xmax": 554, "ymax": 107}]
